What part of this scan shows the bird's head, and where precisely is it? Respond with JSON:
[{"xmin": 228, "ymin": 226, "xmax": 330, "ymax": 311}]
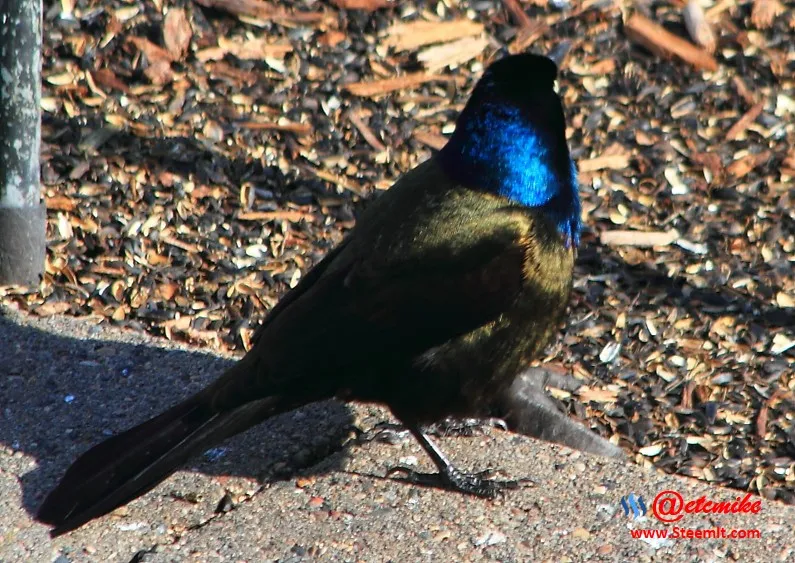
[{"xmin": 439, "ymin": 53, "xmax": 581, "ymax": 248}]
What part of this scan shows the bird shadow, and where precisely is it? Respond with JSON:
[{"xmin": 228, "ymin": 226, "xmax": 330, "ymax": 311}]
[{"xmin": 0, "ymin": 312, "xmax": 354, "ymax": 522}]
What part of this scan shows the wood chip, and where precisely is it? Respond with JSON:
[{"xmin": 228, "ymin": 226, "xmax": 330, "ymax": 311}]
[
  {"xmin": 413, "ymin": 130, "xmax": 447, "ymax": 150},
  {"xmin": 46, "ymin": 195, "xmax": 76, "ymax": 212},
  {"xmin": 304, "ymin": 167, "xmax": 366, "ymax": 196},
  {"xmin": 417, "ymin": 36, "xmax": 489, "ymax": 73},
  {"xmin": 144, "ymin": 60, "xmax": 174, "ymax": 85},
  {"xmin": 600, "ymin": 229, "xmax": 680, "ymax": 247},
  {"xmin": 329, "ymin": 0, "xmax": 392, "ymax": 10},
  {"xmin": 578, "ymin": 153, "xmax": 631, "ymax": 172},
  {"xmin": 751, "ymin": 0, "xmax": 785, "ymax": 29},
  {"xmin": 639, "ymin": 444, "xmax": 664, "ymax": 457},
  {"xmin": 144, "ymin": 61, "xmax": 174, "ymax": 85},
  {"xmin": 507, "ymin": 22, "xmax": 547, "ymax": 55},
  {"xmin": 237, "ymin": 120, "xmax": 312, "ymax": 135},
  {"xmin": 756, "ymin": 405, "xmax": 768, "ymax": 438},
  {"xmin": 127, "ymin": 36, "xmax": 174, "ymax": 63},
  {"xmin": 35, "ymin": 302, "xmax": 72, "ymax": 316},
  {"xmin": 90, "ymin": 68, "xmax": 130, "ymax": 94},
  {"xmin": 318, "ymin": 30, "xmax": 346, "ymax": 47},
  {"xmin": 192, "ymin": 0, "xmax": 328, "ymax": 25},
  {"xmin": 732, "ymin": 76, "xmax": 757, "ymax": 106},
  {"xmin": 238, "ymin": 210, "xmax": 313, "ymax": 222},
  {"xmin": 163, "ymin": 8, "xmax": 192, "ymax": 61},
  {"xmin": 347, "ymin": 111, "xmax": 386, "ymax": 152},
  {"xmin": 725, "ymin": 102, "xmax": 765, "ymax": 141},
  {"xmin": 726, "ymin": 151, "xmax": 771, "ymax": 179},
  {"xmin": 194, "ymin": 47, "xmax": 228, "ymax": 62},
  {"xmin": 704, "ymin": 0, "xmax": 735, "ymax": 19},
  {"xmin": 502, "ymin": 0, "xmax": 533, "ymax": 28},
  {"xmin": 578, "ymin": 386, "xmax": 619, "ymax": 403},
  {"xmin": 683, "ymin": 0, "xmax": 716, "ymax": 54},
  {"xmin": 624, "ymin": 13, "xmax": 718, "ymax": 72},
  {"xmin": 161, "ymin": 235, "xmax": 200, "ymax": 253},
  {"xmin": 216, "ymin": 37, "xmax": 292, "ymax": 60},
  {"xmin": 344, "ymin": 73, "xmax": 459, "ymax": 97},
  {"xmin": 382, "ymin": 20, "xmax": 484, "ymax": 52},
  {"xmin": 206, "ymin": 61, "xmax": 259, "ymax": 86}
]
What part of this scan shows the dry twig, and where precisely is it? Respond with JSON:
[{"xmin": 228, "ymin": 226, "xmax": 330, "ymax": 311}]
[{"xmin": 625, "ymin": 12, "xmax": 718, "ymax": 72}]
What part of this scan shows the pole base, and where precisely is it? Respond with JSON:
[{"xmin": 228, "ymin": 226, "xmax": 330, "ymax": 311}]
[{"xmin": 0, "ymin": 204, "xmax": 46, "ymax": 286}]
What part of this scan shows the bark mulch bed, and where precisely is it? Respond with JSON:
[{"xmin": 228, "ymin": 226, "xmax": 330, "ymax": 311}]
[{"xmin": 2, "ymin": 0, "xmax": 793, "ymax": 504}]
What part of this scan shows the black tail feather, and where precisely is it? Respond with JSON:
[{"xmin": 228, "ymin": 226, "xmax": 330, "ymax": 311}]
[{"xmin": 38, "ymin": 393, "xmax": 279, "ymax": 537}]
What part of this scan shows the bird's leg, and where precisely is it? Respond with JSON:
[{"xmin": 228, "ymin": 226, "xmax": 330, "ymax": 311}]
[
  {"xmin": 387, "ymin": 425, "xmax": 524, "ymax": 498},
  {"xmin": 426, "ymin": 416, "xmax": 508, "ymax": 437}
]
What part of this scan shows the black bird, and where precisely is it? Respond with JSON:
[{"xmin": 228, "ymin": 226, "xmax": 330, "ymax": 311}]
[{"xmin": 38, "ymin": 52, "xmax": 581, "ymax": 537}]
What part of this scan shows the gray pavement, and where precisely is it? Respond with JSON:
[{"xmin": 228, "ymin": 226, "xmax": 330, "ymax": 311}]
[{"xmin": 1, "ymin": 306, "xmax": 793, "ymax": 562}]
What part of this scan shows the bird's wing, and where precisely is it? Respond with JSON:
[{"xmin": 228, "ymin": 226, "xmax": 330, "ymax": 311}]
[
  {"xmin": 249, "ymin": 239, "xmax": 351, "ymax": 347},
  {"xmin": 342, "ymin": 211, "xmax": 532, "ymax": 349},
  {"xmin": 216, "ymin": 187, "xmax": 543, "ymax": 403},
  {"xmin": 267, "ymin": 160, "xmax": 542, "ymax": 355}
]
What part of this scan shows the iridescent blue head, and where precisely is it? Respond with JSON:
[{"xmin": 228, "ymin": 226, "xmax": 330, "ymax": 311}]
[{"xmin": 438, "ymin": 53, "xmax": 581, "ymax": 247}]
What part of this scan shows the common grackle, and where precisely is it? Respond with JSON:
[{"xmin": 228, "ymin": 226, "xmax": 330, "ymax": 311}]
[{"xmin": 38, "ymin": 52, "xmax": 581, "ymax": 536}]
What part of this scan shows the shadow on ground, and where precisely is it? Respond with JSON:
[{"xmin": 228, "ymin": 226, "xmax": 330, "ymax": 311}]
[{"xmin": 0, "ymin": 311, "xmax": 353, "ymax": 522}]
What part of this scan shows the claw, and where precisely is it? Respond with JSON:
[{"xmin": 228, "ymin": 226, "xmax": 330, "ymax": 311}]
[
  {"xmin": 426, "ymin": 417, "xmax": 509, "ymax": 437},
  {"xmin": 357, "ymin": 423, "xmax": 411, "ymax": 445},
  {"xmin": 387, "ymin": 465, "xmax": 524, "ymax": 498}
]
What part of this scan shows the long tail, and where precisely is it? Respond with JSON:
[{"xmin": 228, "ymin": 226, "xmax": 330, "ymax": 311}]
[{"xmin": 37, "ymin": 388, "xmax": 281, "ymax": 537}]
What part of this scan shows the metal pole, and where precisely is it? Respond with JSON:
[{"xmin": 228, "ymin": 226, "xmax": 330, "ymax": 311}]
[{"xmin": 0, "ymin": 0, "xmax": 45, "ymax": 285}]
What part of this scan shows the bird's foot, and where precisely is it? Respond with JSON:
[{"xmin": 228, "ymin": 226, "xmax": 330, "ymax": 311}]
[
  {"xmin": 356, "ymin": 422, "xmax": 411, "ymax": 445},
  {"xmin": 357, "ymin": 418, "xmax": 508, "ymax": 445},
  {"xmin": 386, "ymin": 465, "xmax": 526, "ymax": 498},
  {"xmin": 426, "ymin": 417, "xmax": 508, "ymax": 438}
]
